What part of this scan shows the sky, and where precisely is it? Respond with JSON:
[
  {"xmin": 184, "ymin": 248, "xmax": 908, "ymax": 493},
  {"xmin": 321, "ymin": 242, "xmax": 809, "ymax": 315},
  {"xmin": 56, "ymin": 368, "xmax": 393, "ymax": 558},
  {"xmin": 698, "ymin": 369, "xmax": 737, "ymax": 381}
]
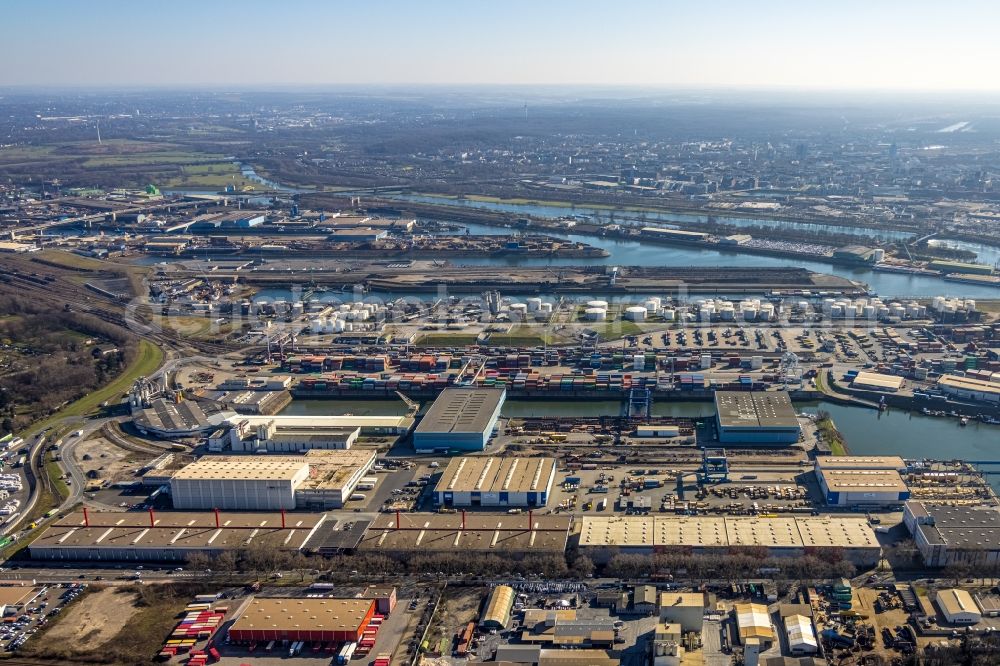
[{"xmin": 2, "ymin": 0, "xmax": 999, "ymax": 90}]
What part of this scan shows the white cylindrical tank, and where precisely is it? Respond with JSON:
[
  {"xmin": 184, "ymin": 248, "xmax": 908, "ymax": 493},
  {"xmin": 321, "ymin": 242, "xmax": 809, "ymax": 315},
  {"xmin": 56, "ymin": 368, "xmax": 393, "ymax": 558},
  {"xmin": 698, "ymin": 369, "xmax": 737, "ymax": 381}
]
[
  {"xmin": 587, "ymin": 300, "xmax": 609, "ymax": 309},
  {"xmin": 526, "ymin": 297, "xmax": 542, "ymax": 312},
  {"xmin": 333, "ymin": 318, "xmax": 346, "ymax": 333},
  {"xmin": 510, "ymin": 303, "xmax": 528, "ymax": 314},
  {"xmin": 845, "ymin": 305, "xmax": 857, "ymax": 318},
  {"xmin": 625, "ymin": 306, "xmax": 647, "ymax": 322},
  {"xmin": 539, "ymin": 302, "xmax": 553, "ymax": 313},
  {"xmin": 662, "ymin": 309, "xmax": 676, "ymax": 322},
  {"xmin": 584, "ymin": 307, "xmax": 607, "ymax": 321},
  {"xmin": 720, "ymin": 306, "xmax": 735, "ymax": 321},
  {"xmin": 742, "ymin": 308, "xmax": 757, "ymax": 321},
  {"xmin": 831, "ymin": 305, "xmax": 844, "ymax": 318}
]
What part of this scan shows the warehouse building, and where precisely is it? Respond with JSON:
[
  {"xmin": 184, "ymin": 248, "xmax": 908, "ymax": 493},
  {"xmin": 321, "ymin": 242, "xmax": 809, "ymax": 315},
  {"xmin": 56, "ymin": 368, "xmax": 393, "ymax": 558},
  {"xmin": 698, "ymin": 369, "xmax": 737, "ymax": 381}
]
[
  {"xmin": 782, "ymin": 612, "xmax": 818, "ymax": 655},
  {"xmin": 937, "ymin": 375, "xmax": 1000, "ymax": 404},
  {"xmin": 480, "ymin": 585, "xmax": 515, "ymax": 630},
  {"xmin": 850, "ymin": 371, "xmax": 904, "ymax": 392},
  {"xmin": 935, "ymin": 589, "xmax": 981, "ymax": 625},
  {"xmin": 413, "ymin": 387, "xmax": 505, "ymax": 451},
  {"xmin": 641, "ymin": 227, "xmax": 709, "ymax": 242},
  {"xmin": 735, "ymin": 602, "xmax": 775, "ymax": 646},
  {"xmin": 433, "ymin": 456, "xmax": 557, "ymax": 507},
  {"xmin": 833, "ymin": 246, "xmax": 879, "ymax": 264},
  {"xmin": 171, "ymin": 457, "xmax": 308, "ymax": 510},
  {"xmin": 222, "ymin": 414, "xmax": 414, "ymax": 437},
  {"xmin": 815, "ymin": 456, "xmax": 910, "ymax": 506},
  {"xmin": 358, "ymin": 512, "xmax": 571, "ymax": 557},
  {"xmin": 28, "ymin": 510, "xmax": 330, "ymax": 561},
  {"xmin": 714, "ymin": 391, "xmax": 801, "ymax": 444},
  {"xmin": 904, "ymin": 501, "xmax": 1000, "ymax": 567},
  {"xmin": 578, "ymin": 515, "xmax": 881, "ymax": 565},
  {"xmin": 133, "ymin": 398, "xmax": 225, "ymax": 438},
  {"xmin": 170, "ymin": 450, "xmax": 376, "ymax": 510},
  {"xmin": 228, "ymin": 597, "xmax": 376, "ymax": 643},
  {"xmin": 658, "ymin": 592, "xmax": 705, "ymax": 632}
]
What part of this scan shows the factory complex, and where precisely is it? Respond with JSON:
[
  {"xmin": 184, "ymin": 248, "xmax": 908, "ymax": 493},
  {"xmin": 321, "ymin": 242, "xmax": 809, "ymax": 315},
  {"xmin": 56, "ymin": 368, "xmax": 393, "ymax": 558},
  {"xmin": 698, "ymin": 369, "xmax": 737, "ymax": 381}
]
[
  {"xmin": 433, "ymin": 456, "xmax": 558, "ymax": 507},
  {"xmin": 714, "ymin": 391, "xmax": 802, "ymax": 444}
]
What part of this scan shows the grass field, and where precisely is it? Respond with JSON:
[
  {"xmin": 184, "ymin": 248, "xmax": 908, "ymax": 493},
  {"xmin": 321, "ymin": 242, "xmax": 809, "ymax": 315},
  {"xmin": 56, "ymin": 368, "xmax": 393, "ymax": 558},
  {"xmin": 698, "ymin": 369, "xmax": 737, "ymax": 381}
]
[
  {"xmin": 816, "ymin": 412, "xmax": 849, "ymax": 455},
  {"xmin": 415, "ymin": 333, "xmax": 480, "ymax": 347},
  {"xmin": 164, "ymin": 161, "xmax": 271, "ymax": 191},
  {"xmin": 23, "ymin": 339, "xmax": 164, "ymax": 438},
  {"xmin": 34, "ymin": 248, "xmax": 108, "ymax": 271}
]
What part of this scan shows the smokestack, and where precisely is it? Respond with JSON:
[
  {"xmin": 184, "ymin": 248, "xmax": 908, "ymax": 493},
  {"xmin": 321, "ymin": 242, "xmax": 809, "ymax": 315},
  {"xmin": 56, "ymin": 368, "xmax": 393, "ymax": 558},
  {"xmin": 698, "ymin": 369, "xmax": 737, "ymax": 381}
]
[
  {"xmin": 83, "ymin": 507, "xmax": 89, "ymax": 527},
  {"xmin": 396, "ymin": 510, "xmax": 400, "ymax": 530},
  {"xmin": 280, "ymin": 508, "xmax": 286, "ymax": 529},
  {"xmin": 214, "ymin": 508, "xmax": 220, "ymax": 529},
  {"xmin": 148, "ymin": 507, "xmax": 156, "ymax": 528}
]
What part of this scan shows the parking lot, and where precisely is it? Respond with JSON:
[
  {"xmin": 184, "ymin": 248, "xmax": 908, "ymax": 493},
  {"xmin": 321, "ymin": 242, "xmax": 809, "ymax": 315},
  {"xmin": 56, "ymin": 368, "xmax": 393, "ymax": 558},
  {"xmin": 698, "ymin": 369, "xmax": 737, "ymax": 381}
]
[{"xmin": 0, "ymin": 582, "xmax": 85, "ymax": 652}]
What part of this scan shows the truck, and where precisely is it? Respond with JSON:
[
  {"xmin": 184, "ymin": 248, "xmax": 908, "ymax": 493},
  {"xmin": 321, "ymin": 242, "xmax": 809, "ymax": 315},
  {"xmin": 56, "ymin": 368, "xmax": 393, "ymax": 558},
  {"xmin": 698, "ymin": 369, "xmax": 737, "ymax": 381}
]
[
  {"xmin": 356, "ymin": 483, "xmax": 376, "ymax": 491},
  {"xmin": 337, "ymin": 641, "xmax": 357, "ymax": 664}
]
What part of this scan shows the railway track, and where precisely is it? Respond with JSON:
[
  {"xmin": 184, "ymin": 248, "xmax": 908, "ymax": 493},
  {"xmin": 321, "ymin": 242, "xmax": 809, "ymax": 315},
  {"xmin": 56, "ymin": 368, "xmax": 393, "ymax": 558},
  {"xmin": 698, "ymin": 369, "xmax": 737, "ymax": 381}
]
[{"xmin": 0, "ymin": 267, "xmax": 237, "ymax": 355}]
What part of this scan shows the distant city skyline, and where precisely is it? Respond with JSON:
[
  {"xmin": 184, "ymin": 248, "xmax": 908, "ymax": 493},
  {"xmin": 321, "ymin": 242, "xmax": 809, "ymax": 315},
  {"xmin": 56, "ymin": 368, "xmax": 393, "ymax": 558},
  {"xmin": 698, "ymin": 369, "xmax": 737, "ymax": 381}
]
[{"xmin": 3, "ymin": 0, "xmax": 1000, "ymax": 91}]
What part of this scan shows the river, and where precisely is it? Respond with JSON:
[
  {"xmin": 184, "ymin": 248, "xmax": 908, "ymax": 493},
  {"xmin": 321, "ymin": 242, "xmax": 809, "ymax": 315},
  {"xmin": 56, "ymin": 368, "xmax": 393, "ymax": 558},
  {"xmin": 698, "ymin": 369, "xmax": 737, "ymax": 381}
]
[{"xmin": 388, "ymin": 193, "xmax": 917, "ymax": 242}]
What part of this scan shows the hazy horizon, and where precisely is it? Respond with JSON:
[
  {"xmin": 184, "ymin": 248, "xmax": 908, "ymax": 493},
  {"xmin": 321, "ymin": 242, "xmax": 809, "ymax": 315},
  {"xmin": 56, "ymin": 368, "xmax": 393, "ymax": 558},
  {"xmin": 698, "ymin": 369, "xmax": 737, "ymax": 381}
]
[{"xmin": 4, "ymin": 0, "xmax": 1000, "ymax": 91}]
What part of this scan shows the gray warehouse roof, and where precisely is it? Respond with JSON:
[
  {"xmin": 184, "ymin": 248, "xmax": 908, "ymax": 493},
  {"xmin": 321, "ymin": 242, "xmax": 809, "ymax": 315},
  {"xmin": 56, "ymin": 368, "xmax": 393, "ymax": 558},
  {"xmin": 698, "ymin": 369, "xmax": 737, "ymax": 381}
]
[
  {"xmin": 908, "ymin": 502, "xmax": 1000, "ymax": 550},
  {"xmin": 715, "ymin": 391, "xmax": 799, "ymax": 429},
  {"xmin": 415, "ymin": 387, "xmax": 505, "ymax": 434}
]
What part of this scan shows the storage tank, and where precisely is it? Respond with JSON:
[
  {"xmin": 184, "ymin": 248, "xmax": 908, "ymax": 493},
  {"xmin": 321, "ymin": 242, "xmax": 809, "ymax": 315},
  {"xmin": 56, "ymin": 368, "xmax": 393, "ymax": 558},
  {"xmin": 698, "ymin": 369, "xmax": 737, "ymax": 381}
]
[
  {"xmin": 720, "ymin": 306, "xmax": 735, "ymax": 321},
  {"xmin": 751, "ymin": 355, "xmax": 763, "ymax": 370},
  {"xmin": 862, "ymin": 305, "xmax": 876, "ymax": 319},
  {"xmin": 844, "ymin": 305, "xmax": 857, "ymax": 318},
  {"xmin": 831, "ymin": 305, "xmax": 844, "ymax": 318},
  {"xmin": 742, "ymin": 308, "xmax": 757, "ymax": 321},
  {"xmin": 584, "ymin": 307, "xmax": 607, "ymax": 321},
  {"xmin": 586, "ymin": 300, "xmax": 609, "ymax": 309},
  {"xmin": 333, "ymin": 318, "xmax": 346, "ymax": 333},
  {"xmin": 662, "ymin": 309, "xmax": 676, "ymax": 322},
  {"xmin": 873, "ymin": 248, "xmax": 885, "ymax": 263},
  {"xmin": 759, "ymin": 303, "xmax": 775, "ymax": 320},
  {"xmin": 539, "ymin": 302, "xmax": 553, "ymax": 313},
  {"xmin": 526, "ymin": 297, "xmax": 542, "ymax": 312},
  {"xmin": 644, "ymin": 298, "xmax": 661, "ymax": 313},
  {"xmin": 509, "ymin": 303, "xmax": 528, "ymax": 314},
  {"xmin": 700, "ymin": 354, "xmax": 712, "ymax": 369},
  {"xmin": 624, "ymin": 306, "xmax": 647, "ymax": 322}
]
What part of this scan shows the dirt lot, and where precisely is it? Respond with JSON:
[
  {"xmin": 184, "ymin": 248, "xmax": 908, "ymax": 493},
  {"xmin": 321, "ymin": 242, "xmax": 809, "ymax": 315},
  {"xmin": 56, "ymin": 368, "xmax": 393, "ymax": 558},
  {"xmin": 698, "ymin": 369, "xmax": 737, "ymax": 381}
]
[
  {"xmin": 74, "ymin": 435, "xmax": 152, "ymax": 485},
  {"xmin": 43, "ymin": 586, "xmax": 139, "ymax": 651},
  {"xmin": 425, "ymin": 587, "xmax": 486, "ymax": 656}
]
